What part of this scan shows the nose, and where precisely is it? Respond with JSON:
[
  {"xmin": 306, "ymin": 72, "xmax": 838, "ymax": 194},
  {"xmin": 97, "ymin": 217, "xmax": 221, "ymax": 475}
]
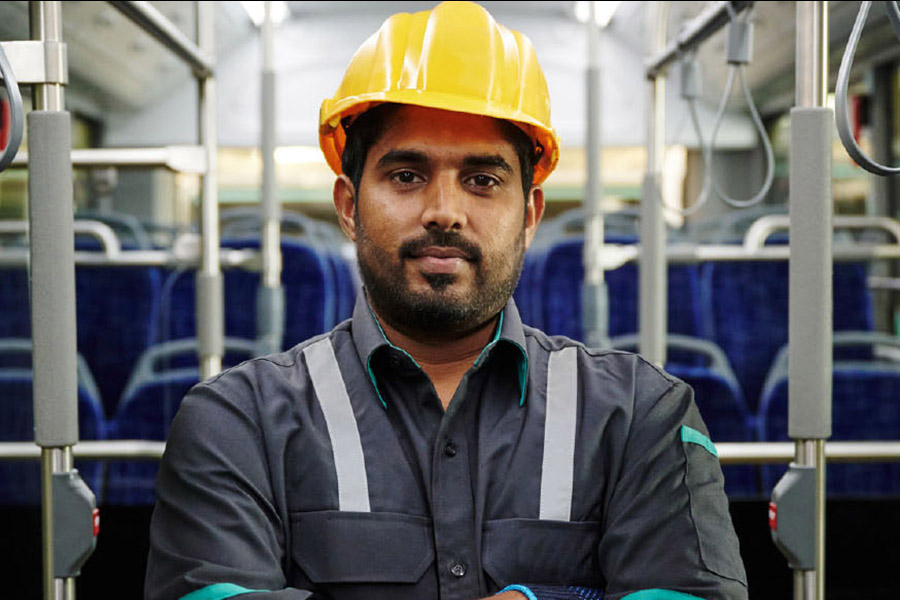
[{"xmin": 420, "ymin": 172, "xmax": 467, "ymax": 231}]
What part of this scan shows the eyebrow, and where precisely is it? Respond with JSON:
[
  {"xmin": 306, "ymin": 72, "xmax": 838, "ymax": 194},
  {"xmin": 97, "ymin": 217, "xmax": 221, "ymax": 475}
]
[
  {"xmin": 374, "ymin": 149, "xmax": 514, "ymax": 175},
  {"xmin": 375, "ymin": 149, "xmax": 429, "ymax": 170},
  {"xmin": 463, "ymin": 154, "xmax": 513, "ymax": 174}
]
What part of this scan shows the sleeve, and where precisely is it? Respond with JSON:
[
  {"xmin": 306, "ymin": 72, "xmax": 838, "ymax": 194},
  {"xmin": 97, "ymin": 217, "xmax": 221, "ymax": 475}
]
[
  {"xmin": 595, "ymin": 379, "xmax": 748, "ymax": 600},
  {"xmin": 145, "ymin": 382, "xmax": 313, "ymax": 600}
]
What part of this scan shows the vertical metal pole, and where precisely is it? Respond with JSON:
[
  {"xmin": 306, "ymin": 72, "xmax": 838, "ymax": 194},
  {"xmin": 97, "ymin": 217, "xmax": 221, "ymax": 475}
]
[
  {"xmin": 870, "ymin": 64, "xmax": 898, "ymax": 333},
  {"xmin": 791, "ymin": 3, "xmax": 830, "ymax": 600},
  {"xmin": 640, "ymin": 1, "xmax": 669, "ymax": 366},
  {"xmin": 583, "ymin": 2, "xmax": 609, "ymax": 349},
  {"xmin": 29, "ymin": 3, "xmax": 76, "ymax": 599},
  {"xmin": 196, "ymin": 1, "xmax": 222, "ymax": 378},
  {"xmin": 257, "ymin": 0, "xmax": 284, "ymax": 356}
]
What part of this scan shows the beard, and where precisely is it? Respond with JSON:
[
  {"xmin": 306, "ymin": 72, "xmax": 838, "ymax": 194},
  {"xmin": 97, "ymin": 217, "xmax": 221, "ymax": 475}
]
[{"xmin": 355, "ymin": 219, "xmax": 526, "ymax": 337}]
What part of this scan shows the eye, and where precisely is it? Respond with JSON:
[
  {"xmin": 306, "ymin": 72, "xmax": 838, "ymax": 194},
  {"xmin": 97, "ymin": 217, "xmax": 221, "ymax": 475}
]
[
  {"xmin": 391, "ymin": 170, "xmax": 424, "ymax": 185},
  {"xmin": 466, "ymin": 174, "xmax": 500, "ymax": 189}
]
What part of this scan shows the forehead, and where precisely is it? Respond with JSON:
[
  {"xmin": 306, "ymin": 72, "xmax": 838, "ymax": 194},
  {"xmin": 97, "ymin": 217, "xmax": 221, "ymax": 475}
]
[{"xmin": 368, "ymin": 105, "xmax": 519, "ymax": 164}]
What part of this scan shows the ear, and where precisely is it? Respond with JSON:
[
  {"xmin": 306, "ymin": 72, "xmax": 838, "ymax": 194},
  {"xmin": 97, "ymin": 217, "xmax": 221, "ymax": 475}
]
[
  {"xmin": 333, "ymin": 174, "xmax": 357, "ymax": 241},
  {"xmin": 524, "ymin": 185, "xmax": 545, "ymax": 250}
]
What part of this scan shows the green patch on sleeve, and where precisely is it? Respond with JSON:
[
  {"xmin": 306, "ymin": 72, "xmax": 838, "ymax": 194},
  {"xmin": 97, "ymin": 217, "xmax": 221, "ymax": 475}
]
[
  {"xmin": 621, "ymin": 589, "xmax": 706, "ymax": 600},
  {"xmin": 681, "ymin": 425, "xmax": 718, "ymax": 458},
  {"xmin": 179, "ymin": 583, "xmax": 266, "ymax": 600}
]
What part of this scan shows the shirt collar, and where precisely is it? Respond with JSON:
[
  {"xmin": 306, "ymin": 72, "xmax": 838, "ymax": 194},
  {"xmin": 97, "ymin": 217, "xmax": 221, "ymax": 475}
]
[{"xmin": 350, "ymin": 289, "xmax": 529, "ymax": 408}]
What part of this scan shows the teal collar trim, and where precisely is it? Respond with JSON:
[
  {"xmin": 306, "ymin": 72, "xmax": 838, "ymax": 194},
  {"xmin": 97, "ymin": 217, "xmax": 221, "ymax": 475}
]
[
  {"xmin": 620, "ymin": 589, "xmax": 706, "ymax": 600},
  {"xmin": 353, "ymin": 291, "xmax": 529, "ymax": 409},
  {"xmin": 365, "ymin": 301, "xmax": 421, "ymax": 409},
  {"xmin": 179, "ymin": 583, "xmax": 265, "ymax": 600},
  {"xmin": 473, "ymin": 310, "xmax": 528, "ymax": 406},
  {"xmin": 681, "ymin": 425, "xmax": 718, "ymax": 458},
  {"xmin": 474, "ymin": 310, "xmax": 505, "ymax": 365}
]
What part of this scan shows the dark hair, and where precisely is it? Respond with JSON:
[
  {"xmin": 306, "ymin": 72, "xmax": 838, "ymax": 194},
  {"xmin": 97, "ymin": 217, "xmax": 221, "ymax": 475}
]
[{"xmin": 340, "ymin": 103, "xmax": 537, "ymax": 202}]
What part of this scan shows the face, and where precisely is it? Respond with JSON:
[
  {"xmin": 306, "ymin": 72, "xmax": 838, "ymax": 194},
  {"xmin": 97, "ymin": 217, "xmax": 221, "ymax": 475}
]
[{"xmin": 333, "ymin": 105, "xmax": 545, "ymax": 337}]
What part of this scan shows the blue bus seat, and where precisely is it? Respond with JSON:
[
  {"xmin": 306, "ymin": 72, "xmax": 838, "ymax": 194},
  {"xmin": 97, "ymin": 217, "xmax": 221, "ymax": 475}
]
[
  {"xmin": 155, "ymin": 238, "xmax": 343, "ymax": 351},
  {"xmin": 0, "ymin": 339, "xmax": 106, "ymax": 505},
  {"xmin": 536, "ymin": 236, "xmax": 704, "ymax": 341},
  {"xmin": 105, "ymin": 338, "xmax": 257, "ymax": 505},
  {"xmin": 700, "ymin": 241, "xmax": 873, "ymax": 410},
  {"xmin": 759, "ymin": 333, "xmax": 900, "ymax": 497}
]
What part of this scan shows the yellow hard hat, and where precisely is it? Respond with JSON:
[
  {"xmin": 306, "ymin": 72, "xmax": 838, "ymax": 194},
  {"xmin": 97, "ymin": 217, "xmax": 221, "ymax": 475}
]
[{"xmin": 319, "ymin": 1, "xmax": 559, "ymax": 185}]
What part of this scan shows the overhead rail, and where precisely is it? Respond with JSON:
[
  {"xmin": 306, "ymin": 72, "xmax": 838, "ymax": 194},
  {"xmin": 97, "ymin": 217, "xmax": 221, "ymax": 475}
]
[
  {"xmin": 835, "ymin": 1, "xmax": 900, "ymax": 175},
  {"xmin": 107, "ymin": 1, "xmax": 213, "ymax": 78},
  {"xmin": 10, "ymin": 146, "xmax": 208, "ymax": 173},
  {"xmin": 645, "ymin": 1, "xmax": 754, "ymax": 78}
]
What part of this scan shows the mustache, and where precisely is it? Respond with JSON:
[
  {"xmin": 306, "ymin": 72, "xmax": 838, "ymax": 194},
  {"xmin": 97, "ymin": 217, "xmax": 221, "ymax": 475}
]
[{"xmin": 398, "ymin": 230, "xmax": 483, "ymax": 263}]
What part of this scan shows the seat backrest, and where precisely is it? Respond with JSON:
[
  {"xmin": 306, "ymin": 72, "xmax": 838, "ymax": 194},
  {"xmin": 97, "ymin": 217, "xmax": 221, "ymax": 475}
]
[
  {"xmin": 538, "ymin": 236, "xmax": 704, "ymax": 341},
  {"xmin": 701, "ymin": 253, "xmax": 872, "ymax": 410},
  {"xmin": 759, "ymin": 335, "xmax": 900, "ymax": 496},
  {"xmin": 0, "ymin": 370, "xmax": 106, "ymax": 505},
  {"xmin": 155, "ymin": 238, "xmax": 341, "ymax": 350}
]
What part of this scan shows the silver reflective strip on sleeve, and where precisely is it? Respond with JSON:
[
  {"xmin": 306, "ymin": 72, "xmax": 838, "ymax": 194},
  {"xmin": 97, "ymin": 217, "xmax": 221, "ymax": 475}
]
[
  {"xmin": 539, "ymin": 346, "xmax": 578, "ymax": 521},
  {"xmin": 303, "ymin": 338, "xmax": 371, "ymax": 512}
]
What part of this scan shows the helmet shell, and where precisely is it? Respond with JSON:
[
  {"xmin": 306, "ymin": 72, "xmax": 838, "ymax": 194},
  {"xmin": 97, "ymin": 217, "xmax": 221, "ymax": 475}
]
[{"xmin": 319, "ymin": 1, "xmax": 560, "ymax": 184}]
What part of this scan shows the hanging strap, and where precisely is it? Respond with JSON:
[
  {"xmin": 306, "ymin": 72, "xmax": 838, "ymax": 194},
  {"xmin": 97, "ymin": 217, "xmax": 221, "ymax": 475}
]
[
  {"xmin": 539, "ymin": 346, "xmax": 579, "ymax": 521},
  {"xmin": 304, "ymin": 338, "xmax": 371, "ymax": 512}
]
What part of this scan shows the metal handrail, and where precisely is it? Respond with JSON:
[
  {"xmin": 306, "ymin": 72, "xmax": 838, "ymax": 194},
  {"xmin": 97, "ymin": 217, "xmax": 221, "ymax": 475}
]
[
  {"xmin": 744, "ymin": 214, "xmax": 900, "ymax": 250},
  {"xmin": 107, "ymin": 1, "xmax": 213, "ymax": 77},
  {"xmin": 0, "ymin": 247, "xmax": 257, "ymax": 268},
  {"xmin": 10, "ymin": 146, "xmax": 208, "ymax": 173},
  {"xmin": 1, "ymin": 440, "xmax": 898, "ymax": 465},
  {"xmin": 0, "ymin": 219, "xmax": 122, "ymax": 256}
]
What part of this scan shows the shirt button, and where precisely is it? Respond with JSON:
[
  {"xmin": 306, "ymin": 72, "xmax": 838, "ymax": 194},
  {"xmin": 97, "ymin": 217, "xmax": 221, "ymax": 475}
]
[
  {"xmin": 450, "ymin": 562, "xmax": 467, "ymax": 578},
  {"xmin": 444, "ymin": 442, "xmax": 458, "ymax": 457}
]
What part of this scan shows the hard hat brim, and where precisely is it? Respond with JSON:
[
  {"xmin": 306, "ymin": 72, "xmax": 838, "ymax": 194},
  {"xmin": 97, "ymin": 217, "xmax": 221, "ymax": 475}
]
[{"xmin": 319, "ymin": 90, "xmax": 560, "ymax": 186}]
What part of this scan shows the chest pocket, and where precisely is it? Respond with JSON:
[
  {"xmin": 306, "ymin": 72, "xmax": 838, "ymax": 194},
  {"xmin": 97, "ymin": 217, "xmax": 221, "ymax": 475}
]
[
  {"xmin": 482, "ymin": 518, "xmax": 604, "ymax": 589},
  {"xmin": 291, "ymin": 511, "xmax": 434, "ymax": 585}
]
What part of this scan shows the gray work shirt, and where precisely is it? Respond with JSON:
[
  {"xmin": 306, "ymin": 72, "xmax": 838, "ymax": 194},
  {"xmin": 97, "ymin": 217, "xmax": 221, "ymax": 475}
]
[{"xmin": 146, "ymin": 294, "xmax": 748, "ymax": 600}]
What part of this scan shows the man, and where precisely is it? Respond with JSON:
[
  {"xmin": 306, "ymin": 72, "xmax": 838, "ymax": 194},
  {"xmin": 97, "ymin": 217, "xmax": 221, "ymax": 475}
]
[{"xmin": 146, "ymin": 3, "xmax": 748, "ymax": 600}]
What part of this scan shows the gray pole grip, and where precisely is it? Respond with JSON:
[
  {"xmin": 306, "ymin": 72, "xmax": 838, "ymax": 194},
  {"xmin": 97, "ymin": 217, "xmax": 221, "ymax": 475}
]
[
  {"xmin": 28, "ymin": 110, "xmax": 78, "ymax": 447},
  {"xmin": 256, "ymin": 284, "xmax": 284, "ymax": 356},
  {"xmin": 196, "ymin": 271, "xmax": 224, "ymax": 362},
  {"xmin": 788, "ymin": 107, "xmax": 833, "ymax": 440}
]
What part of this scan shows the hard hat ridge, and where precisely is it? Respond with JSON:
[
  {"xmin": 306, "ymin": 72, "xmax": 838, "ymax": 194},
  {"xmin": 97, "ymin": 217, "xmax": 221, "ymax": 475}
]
[{"xmin": 319, "ymin": 1, "xmax": 559, "ymax": 184}]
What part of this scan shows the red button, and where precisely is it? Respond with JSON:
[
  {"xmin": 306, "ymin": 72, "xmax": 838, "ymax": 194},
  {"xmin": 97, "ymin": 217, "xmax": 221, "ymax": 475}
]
[
  {"xmin": 768, "ymin": 502, "xmax": 777, "ymax": 530},
  {"xmin": 92, "ymin": 508, "xmax": 100, "ymax": 537}
]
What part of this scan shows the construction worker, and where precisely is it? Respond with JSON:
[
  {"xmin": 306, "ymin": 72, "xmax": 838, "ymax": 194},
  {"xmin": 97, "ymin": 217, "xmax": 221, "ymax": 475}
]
[{"xmin": 146, "ymin": 3, "xmax": 747, "ymax": 600}]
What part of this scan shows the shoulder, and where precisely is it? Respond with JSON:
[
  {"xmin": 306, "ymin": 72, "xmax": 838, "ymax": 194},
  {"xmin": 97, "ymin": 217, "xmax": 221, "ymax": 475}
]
[
  {"xmin": 183, "ymin": 321, "xmax": 355, "ymax": 424},
  {"xmin": 522, "ymin": 325, "xmax": 687, "ymax": 415}
]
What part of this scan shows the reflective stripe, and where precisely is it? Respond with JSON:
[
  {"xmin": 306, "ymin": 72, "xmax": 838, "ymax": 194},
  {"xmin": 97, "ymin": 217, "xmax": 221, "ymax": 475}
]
[
  {"xmin": 539, "ymin": 346, "xmax": 578, "ymax": 521},
  {"xmin": 304, "ymin": 338, "xmax": 371, "ymax": 512}
]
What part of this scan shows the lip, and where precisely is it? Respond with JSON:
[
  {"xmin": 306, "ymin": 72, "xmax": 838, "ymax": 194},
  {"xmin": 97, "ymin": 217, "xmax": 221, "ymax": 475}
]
[
  {"xmin": 409, "ymin": 255, "xmax": 466, "ymax": 274},
  {"xmin": 411, "ymin": 246, "xmax": 469, "ymax": 260}
]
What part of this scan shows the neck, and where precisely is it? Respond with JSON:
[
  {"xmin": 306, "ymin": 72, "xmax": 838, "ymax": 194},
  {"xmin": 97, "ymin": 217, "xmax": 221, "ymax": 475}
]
[{"xmin": 373, "ymin": 308, "xmax": 500, "ymax": 410}]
